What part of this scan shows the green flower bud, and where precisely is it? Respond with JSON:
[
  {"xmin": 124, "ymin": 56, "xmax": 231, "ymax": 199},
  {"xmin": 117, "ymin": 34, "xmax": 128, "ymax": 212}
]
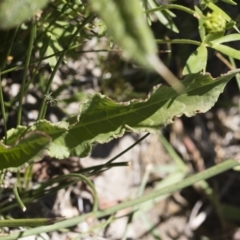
[{"xmin": 204, "ymin": 12, "xmax": 226, "ymax": 33}]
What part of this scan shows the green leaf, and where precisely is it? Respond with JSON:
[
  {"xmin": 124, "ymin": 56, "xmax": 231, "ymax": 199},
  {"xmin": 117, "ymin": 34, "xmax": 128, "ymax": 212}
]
[
  {"xmin": 147, "ymin": 0, "xmax": 178, "ymax": 33},
  {"xmin": 183, "ymin": 45, "xmax": 208, "ymax": 75},
  {"xmin": 210, "ymin": 43, "xmax": 240, "ymax": 60},
  {"xmin": 46, "ymin": 45, "xmax": 57, "ymax": 72},
  {"xmin": 0, "ymin": 0, "xmax": 49, "ymax": 29},
  {"xmin": 30, "ymin": 121, "xmax": 69, "ymax": 158},
  {"xmin": 0, "ymin": 132, "xmax": 51, "ymax": 170},
  {"xmin": 204, "ymin": 32, "xmax": 224, "ymax": 43},
  {"xmin": 88, "ymin": 0, "xmax": 158, "ymax": 69},
  {"xmin": 221, "ymin": 0, "xmax": 237, "ymax": 5},
  {"xmin": 29, "ymin": 70, "xmax": 240, "ymax": 159},
  {"xmin": 209, "ymin": 33, "xmax": 240, "ymax": 44}
]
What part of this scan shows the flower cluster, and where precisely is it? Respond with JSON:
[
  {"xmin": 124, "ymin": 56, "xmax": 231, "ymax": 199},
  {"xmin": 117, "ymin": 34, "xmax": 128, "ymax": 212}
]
[{"xmin": 204, "ymin": 11, "xmax": 226, "ymax": 33}]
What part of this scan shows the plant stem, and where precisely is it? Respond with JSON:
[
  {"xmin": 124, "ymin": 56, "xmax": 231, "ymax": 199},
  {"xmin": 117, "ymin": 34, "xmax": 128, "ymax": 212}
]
[
  {"xmin": 1, "ymin": 47, "xmax": 123, "ymax": 76},
  {"xmin": 0, "ymin": 28, "xmax": 18, "ymax": 143},
  {"xmin": 37, "ymin": 14, "xmax": 95, "ymax": 120},
  {"xmin": 0, "ymin": 74, "xmax": 8, "ymax": 143},
  {"xmin": 159, "ymin": 133, "xmax": 187, "ymax": 172},
  {"xmin": 13, "ymin": 185, "xmax": 26, "ymax": 212},
  {"xmin": 48, "ymin": 173, "xmax": 98, "ymax": 212},
  {"xmin": 156, "ymin": 39, "xmax": 201, "ymax": 46},
  {"xmin": 91, "ymin": 133, "xmax": 149, "ymax": 174},
  {"xmin": 17, "ymin": 21, "xmax": 36, "ymax": 125},
  {"xmin": 145, "ymin": 4, "xmax": 196, "ymax": 16},
  {"xmin": 0, "ymin": 217, "xmax": 63, "ymax": 227}
]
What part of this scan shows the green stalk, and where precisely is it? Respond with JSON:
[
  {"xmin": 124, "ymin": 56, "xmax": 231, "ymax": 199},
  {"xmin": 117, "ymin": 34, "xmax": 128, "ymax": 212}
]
[
  {"xmin": 1, "ymin": 47, "xmax": 120, "ymax": 76},
  {"xmin": 0, "ymin": 28, "xmax": 18, "ymax": 69},
  {"xmin": 156, "ymin": 39, "xmax": 201, "ymax": 46},
  {"xmin": 48, "ymin": 173, "xmax": 98, "ymax": 212},
  {"xmin": 80, "ymin": 161, "xmax": 129, "ymax": 176},
  {"xmin": 2, "ymin": 159, "xmax": 238, "ymax": 240},
  {"xmin": 37, "ymin": 14, "xmax": 95, "ymax": 120},
  {"xmin": 228, "ymin": 57, "xmax": 240, "ymax": 91},
  {"xmin": 0, "ymin": 28, "xmax": 18, "ymax": 143},
  {"xmin": 145, "ymin": 4, "xmax": 196, "ymax": 16},
  {"xmin": 17, "ymin": 21, "xmax": 36, "ymax": 125},
  {"xmin": 71, "ymin": 215, "xmax": 115, "ymax": 240},
  {"xmin": 0, "ymin": 181, "xmax": 78, "ymax": 214},
  {"xmin": 91, "ymin": 133, "xmax": 149, "ymax": 174},
  {"xmin": 13, "ymin": 185, "xmax": 26, "ymax": 212},
  {"xmin": 0, "ymin": 218, "xmax": 63, "ymax": 227},
  {"xmin": 1, "ymin": 66, "xmax": 22, "ymax": 75},
  {"xmin": 0, "ymin": 74, "xmax": 8, "ymax": 143},
  {"xmin": 158, "ymin": 133, "xmax": 187, "ymax": 172}
]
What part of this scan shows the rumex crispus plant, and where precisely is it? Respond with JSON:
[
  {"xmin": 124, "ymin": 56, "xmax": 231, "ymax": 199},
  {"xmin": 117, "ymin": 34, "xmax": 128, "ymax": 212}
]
[{"xmin": 0, "ymin": 0, "xmax": 240, "ymax": 239}]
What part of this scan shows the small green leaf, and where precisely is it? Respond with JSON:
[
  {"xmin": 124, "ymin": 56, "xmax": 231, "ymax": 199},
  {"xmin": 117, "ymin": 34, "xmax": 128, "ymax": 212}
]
[
  {"xmin": 0, "ymin": 132, "xmax": 51, "ymax": 170},
  {"xmin": 221, "ymin": 0, "xmax": 237, "ymax": 5},
  {"xmin": 147, "ymin": 0, "xmax": 178, "ymax": 33},
  {"xmin": 210, "ymin": 43, "xmax": 240, "ymax": 60},
  {"xmin": 0, "ymin": 0, "xmax": 49, "ymax": 29},
  {"xmin": 204, "ymin": 32, "xmax": 224, "ymax": 43},
  {"xmin": 209, "ymin": 33, "xmax": 240, "ymax": 44},
  {"xmin": 183, "ymin": 45, "xmax": 208, "ymax": 75},
  {"xmin": 153, "ymin": 10, "xmax": 178, "ymax": 33},
  {"xmin": 46, "ymin": 45, "xmax": 57, "ymax": 71}
]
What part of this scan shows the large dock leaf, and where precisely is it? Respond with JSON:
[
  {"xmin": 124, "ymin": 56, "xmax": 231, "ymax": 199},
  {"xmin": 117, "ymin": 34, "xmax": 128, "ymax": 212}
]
[{"xmin": 28, "ymin": 70, "xmax": 240, "ymax": 159}]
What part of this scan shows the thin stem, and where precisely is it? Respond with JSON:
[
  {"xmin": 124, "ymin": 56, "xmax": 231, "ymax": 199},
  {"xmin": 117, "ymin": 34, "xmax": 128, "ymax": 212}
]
[
  {"xmin": 91, "ymin": 133, "xmax": 150, "ymax": 174},
  {"xmin": 145, "ymin": 4, "xmax": 196, "ymax": 16},
  {"xmin": 36, "ymin": 3, "xmax": 69, "ymax": 42},
  {"xmin": 48, "ymin": 173, "xmax": 98, "ymax": 212},
  {"xmin": 37, "ymin": 14, "xmax": 95, "ymax": 120},
  {"xmin": 1, "ymin": 29, "xmax": 18, "ymax": 70},
  {"xmin": 0, "ymin": 169, "xmax": 6, "ymax": 187},
  {"xmin": 156, "ymin": 39, "xmax": 201, "ymax": 46},
  {"xmin": 0, "ymin": 48, "xmax": 113, "ymax": 76},
  {"xmin": 0, "ymin": 75, "xmax": 8, "ymax": 142},
  {"xmin": 13, "ymin": 185, "xmax": 26, "ymax": 212},
  {"xmin": 0, "ymin": 28, "xmax": 18, "ymax": 143},
  {"xmin": 78, "ymin": 161, "xmax": 129, "ymax": 176},
  {"xmin": 0, "ymin": 217, "xmax": 63, "ymax": 227},
  {"xmin": 158, "ymin": 133, "xmax": 187, "ymax": 172},
  {"xmin": 17, "ymin": 21, "xmax": 36, "ymax": 125},
  {"xmin": 228, "ymin": 56, "xmax": 240, "ymax": 92},
  {"xmin": 2, "ymin": 173, "xmax": 98, "ymax": 214}
]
